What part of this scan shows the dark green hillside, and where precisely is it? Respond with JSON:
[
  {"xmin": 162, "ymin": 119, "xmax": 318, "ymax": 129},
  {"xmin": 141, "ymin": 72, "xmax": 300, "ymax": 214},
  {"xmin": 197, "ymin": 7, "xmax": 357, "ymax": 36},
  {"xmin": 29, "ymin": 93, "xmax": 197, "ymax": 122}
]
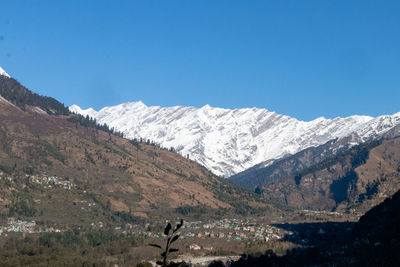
[
  {"xmin": 216, "ymin": 190, "xmax": 400, "ymax": 267},
  {"xmin": 354, "ymin": 189, "xmax": 400, "ymax": 244},
  {"xmin": 0, "ymin": 75, "xmax": 69, "ymax": 115}
]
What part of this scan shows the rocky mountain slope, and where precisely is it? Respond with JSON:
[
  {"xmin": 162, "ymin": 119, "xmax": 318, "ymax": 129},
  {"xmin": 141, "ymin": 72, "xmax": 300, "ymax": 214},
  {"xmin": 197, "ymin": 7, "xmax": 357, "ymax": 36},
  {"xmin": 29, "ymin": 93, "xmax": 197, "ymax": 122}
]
[
  {"xmin": 0, "ymin": 71, "xmax": 270, "ymax": 226},
  {"xmin": 252, "ymin": 126, "xmax": 400, "ymax": 214},
  {"xmin": 354, "ymin": 188, "xmax": 400, "ymax": 246},
  {"xmin": 70, "ymin": 102, "xmax": 400, "ymax": 178},
  {"xmin": 351, "ymin": 189, "xmax": 400, "ymax": 266},
  {"xmin": 230, "ymin": 123, "xmax": 400, "ymax": 190}
]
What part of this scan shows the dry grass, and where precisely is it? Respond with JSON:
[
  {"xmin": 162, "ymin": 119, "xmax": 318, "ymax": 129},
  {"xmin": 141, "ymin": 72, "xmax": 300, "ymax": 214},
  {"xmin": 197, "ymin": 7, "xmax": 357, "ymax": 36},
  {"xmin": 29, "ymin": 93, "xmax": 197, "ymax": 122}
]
[{"xmin": 0, "ymin": 101, "xmax": 267, "ymax": 221}]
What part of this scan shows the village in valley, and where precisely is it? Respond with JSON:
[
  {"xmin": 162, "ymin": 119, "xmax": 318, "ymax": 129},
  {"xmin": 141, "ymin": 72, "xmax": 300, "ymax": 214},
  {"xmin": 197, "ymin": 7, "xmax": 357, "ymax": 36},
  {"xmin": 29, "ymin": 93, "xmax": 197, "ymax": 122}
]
[
  {"xmin": 0, "ymin": 170, "xmax": 313, "ymax": 263},
  {"xmin": 136, "ymin": 218, "xmax": 289, "ymax": 248},
  {"xmin": 0, "ymin": 171, "xmax": 76, "ymax": 191},
  {"xmin": 0, "ymin": 172, "xmax": 297, "ymax": 247}
]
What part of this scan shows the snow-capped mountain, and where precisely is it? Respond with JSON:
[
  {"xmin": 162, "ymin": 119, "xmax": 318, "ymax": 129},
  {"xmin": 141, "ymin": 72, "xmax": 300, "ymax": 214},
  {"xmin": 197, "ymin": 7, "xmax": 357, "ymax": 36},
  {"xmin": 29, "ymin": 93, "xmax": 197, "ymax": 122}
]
[
  {"xmin": 70, "ymin": 102, "xmax": 400, "ymax": 177},
  {"xmin": 0, "ymin": 66, "xmax": 10, "ymax": 78}
]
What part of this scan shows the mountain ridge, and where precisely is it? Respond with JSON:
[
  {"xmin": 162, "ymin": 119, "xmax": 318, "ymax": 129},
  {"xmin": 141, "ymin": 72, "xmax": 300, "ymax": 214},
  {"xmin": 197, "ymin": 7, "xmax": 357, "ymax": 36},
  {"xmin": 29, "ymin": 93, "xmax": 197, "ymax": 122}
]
[
  {"xmin": 230, "ymin": 122, "xmax": 400, "ymax": 190},
  {"xmin": 70, "ymin": 102, "xmax": 400, "ymax": 177},
  {"xmin": 0, "ymin": 74, "xmax": 271, "ymax": 224},
  {"xmin": 251, "ymin": 128, "xmax": 400, "ymax": 214}
]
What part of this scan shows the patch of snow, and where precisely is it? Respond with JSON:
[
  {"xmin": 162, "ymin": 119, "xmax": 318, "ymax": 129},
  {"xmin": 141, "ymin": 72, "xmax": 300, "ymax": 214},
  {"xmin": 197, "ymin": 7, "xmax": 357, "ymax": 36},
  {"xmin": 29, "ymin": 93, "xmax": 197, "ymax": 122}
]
[
  {"xmin": 31, "ymin": 106, "xmax": 47, "ymax": 115},
  {"xmin": 0, "ymin": 66, "xmax": 10, "ymax": 78},
  {"xmin": 69, "ymin": 104, "xmax": 97, "ymax": 118}
]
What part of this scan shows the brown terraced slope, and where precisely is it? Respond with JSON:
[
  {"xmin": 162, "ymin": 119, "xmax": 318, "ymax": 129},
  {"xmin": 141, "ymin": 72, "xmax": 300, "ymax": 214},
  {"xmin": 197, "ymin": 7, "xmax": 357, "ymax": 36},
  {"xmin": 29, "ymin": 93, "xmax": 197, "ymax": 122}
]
[{"xmin": 0, "ymin": 75, "xmax": 270, "ymax": 225}]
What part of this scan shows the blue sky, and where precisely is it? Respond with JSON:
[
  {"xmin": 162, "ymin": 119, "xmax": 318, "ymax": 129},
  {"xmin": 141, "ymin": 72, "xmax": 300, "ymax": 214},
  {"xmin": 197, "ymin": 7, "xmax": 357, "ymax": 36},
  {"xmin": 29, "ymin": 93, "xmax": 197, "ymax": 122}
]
[{"xmin": 0, "ymin": 0, "xmax": 399, "ymax": 121}]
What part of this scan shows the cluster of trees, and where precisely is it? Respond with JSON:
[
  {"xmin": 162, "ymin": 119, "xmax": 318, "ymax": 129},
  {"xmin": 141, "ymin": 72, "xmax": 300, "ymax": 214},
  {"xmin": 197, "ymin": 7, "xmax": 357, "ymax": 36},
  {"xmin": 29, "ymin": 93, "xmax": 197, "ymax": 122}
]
[
  {"xmin": 354, "ymin": 189, "xmax": 400, "ymax": 265},
  {"xmin": 113, "ymin": 211, "xmax": 145, "ymax": 224},
  {"xmin": 8, "ymin": 198, "xmax": 37, "ymax": 217},
  {"xmin": 0, "ymin": 230, "xmax": 143, "ymax": 266},
  {"xmin": 175, "ymin": 205, "xmax": 209, "ymax": 215},
  {"xmin": 298, "ymin": 139, "xmax": 381, "ymax": 178},
  {"xmin": 67, "ymin": 114, "xmax": 125, "ymax": 137},
  {"xmin": 330, "ymin": 170, "xmax": 358, "ymax": 204},
  {"xmin": 130, "ymin": 137, "xmax": 179, "ymax": 153},
  {"xmin": 0, "ymin": 76, "xmax": 70, "ymax": 115}
]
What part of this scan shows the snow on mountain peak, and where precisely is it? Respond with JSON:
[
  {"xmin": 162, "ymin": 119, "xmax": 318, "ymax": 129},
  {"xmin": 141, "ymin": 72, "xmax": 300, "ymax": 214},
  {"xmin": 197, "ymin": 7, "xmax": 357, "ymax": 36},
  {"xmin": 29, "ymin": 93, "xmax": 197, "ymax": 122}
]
[
  {"xmin": 122, "ymin": 101, "xmax": 147, "ymax": 108},
  {"xmin": 0, "ymin": 66, "xmax": 11, "ymax": 78},
  {"xmin": 69, "ymin": 102, "xmax": 400, "ymax": 177},
  {"xmin": 69, "ymin": 104, "xmax": 97, "ymax": 118}
]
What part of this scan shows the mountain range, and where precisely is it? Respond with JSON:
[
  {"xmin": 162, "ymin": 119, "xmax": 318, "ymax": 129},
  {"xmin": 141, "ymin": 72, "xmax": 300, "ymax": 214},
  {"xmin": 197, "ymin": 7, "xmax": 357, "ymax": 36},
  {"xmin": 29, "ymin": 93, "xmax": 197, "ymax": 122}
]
[
  {"xmin": 2, "ymin": 66, "xmax": 400, "ymax": 216},
  {"xmin": 1, "ymin": 66, "xmax": 400, "ymax": 266},
  {"xmin": 70, "ymin": 102, "xmax": 400, "ymax": 178},
  {"xmin": 0, "ymin": 68, "xmax": 269, "ymax": 224}
]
